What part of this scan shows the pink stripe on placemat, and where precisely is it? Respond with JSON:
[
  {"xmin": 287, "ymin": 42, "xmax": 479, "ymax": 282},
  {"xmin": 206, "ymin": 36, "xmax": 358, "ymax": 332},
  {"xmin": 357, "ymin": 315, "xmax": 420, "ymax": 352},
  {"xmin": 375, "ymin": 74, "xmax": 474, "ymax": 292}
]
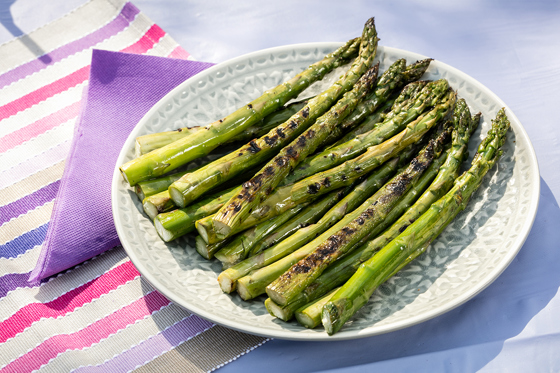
[
  {"xmin": 167, "ymin": 46, "xmax": 191, "ymax": 60},
  {"xmin": 74, "ymin": 316, "xmax": 214, "ymax": 373},
  {"xmin": 0, "ymin": 260, "xmax": 139, "ymax": 343},
  {"xmin": 0, "ymin": 102, "xmax": 80, "ymax": 154},
  {"xmin": 0, "ymin": 2, "xmax": 140, "ymax": 90},
  {"xmin": 2, "ymin": 290, "xmax": 171, "ymax": 373},
  {"xmin": 121, "ymin": 24, "xmax": 165, "ymax": 54},
  {"xmin": 0, "ymin": 66, "xmax": 89, "ymax": 120},
  {"xmin": 0, "ymin": 24, "xmax": 166, "ymax": 121}
]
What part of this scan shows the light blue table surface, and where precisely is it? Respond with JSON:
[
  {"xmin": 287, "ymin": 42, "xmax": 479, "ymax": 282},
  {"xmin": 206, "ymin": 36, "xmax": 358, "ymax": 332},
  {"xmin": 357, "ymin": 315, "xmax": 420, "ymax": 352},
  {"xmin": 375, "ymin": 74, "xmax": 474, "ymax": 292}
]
[{"xmin": 2, "ymin": 1, "xmax": 559, "ymax": 372}]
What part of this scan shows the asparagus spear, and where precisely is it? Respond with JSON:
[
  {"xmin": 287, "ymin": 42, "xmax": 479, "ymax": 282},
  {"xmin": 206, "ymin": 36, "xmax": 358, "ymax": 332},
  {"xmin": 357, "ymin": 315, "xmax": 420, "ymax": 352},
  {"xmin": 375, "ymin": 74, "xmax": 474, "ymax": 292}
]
[
  {"xmin": 119, "ymin": 37, "xmax": 361, "ymax": 186},
  {"xmin": 135, "ymin": 169, "xmax": 191, "ymax": 201},
  {"xmin": 232, "ymin": 143, "xmax": 423, "ymax": 299},
  {"xmin": 322, "ymin": 108, "xmax": 510, "ymax": 335},
  {"xmin": 264, "ymin": 147, "xmax": 451, "ymax": 321},
  {"xmin": 135, "ymin": 99, "xmax": 311, "ymax": 157},
  {"xmin": 153, "ymin": 187, "xmax": 238, "ymax": 242},
  {"xmin": 284, "ymin": 79, "xmax": 447, "ymax": 185},
  {"xmin": 214, "ymin": 189, "xmax": 346, "ymax": 268},
  {"xmin": 211, "ymin": 19, "xmax": 380, "ymax": 238},
  {"xmin": 265, "ymin": 127, "xmax": 451, "ymax": 306}
]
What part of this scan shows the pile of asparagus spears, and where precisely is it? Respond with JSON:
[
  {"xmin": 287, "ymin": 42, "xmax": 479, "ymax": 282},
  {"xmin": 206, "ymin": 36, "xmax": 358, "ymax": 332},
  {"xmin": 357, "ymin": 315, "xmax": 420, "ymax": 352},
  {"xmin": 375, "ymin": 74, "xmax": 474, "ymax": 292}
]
[{"xmin": 119, "ymin": 17, "xmax": 511, "ymax": 335}]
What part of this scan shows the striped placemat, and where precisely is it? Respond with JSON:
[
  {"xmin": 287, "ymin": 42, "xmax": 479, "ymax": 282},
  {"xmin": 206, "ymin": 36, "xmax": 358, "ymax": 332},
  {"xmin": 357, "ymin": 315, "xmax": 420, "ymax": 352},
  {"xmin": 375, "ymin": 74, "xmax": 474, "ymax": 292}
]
[{"xmin": 0, "ymin": 0, "xmax": 268, "ymax": 371}]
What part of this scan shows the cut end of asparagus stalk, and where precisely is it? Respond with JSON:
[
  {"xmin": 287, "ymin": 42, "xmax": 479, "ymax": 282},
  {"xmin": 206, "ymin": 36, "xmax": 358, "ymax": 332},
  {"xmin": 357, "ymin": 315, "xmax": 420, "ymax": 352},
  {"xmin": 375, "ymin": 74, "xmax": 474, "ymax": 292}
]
[
  {"xmin": 295, "ymin": 288, "xmax": 339, "ymax": 329},
  {"xmin": 168, "ymin": 185, "xmax": 187, "ymax": 208},
  {"xmin": 212, "ymin": 219, "xmax": 232, "ymax": 240},
  {"xmin": 265, "ymin": 298, "xmax": 293, "ymax": 321},
  {"xmin": 143, "ymin": 200, "xmax": 159, "ymax": 220},
  {"xmin": 195, "ymin": 235, "xmax": 212, "ymax": 260},
  {"xmin": 217, "ymin": 272, "xmax": 236, "ymax": 293},
  {"xmin": 154, "ymin": 218, "xmax": 175, "ymax": 242},
  {"xmin": 119, "ymin": 167, "xmax": 131, "ymax": 185},
  {"xmin": 196, "ymin": 219, "xmax": 211, "ymax": 244},
  {"xmin": 266, "ymin": 286, "xmax": 289, "ymax": 307}
]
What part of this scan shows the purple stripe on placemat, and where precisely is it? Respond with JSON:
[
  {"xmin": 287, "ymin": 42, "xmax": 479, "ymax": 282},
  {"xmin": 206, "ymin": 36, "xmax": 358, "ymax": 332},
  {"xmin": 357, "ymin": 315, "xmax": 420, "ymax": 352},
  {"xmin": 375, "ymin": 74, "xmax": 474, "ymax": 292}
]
[
  {"xmin": 0, "ymin": 224, "xmax": 47, "ymax": 259},
  {"xmin": 73, "ymin": 316, "xmax": 214, "ymax": 373},
  {"xmin": 0, "ymin": 272, "xmax": 40, "ymax": 299},
  {"xmin": 0, "ymin": 180, "xmax": 60, "ymax": 226},
  {"xmin": 0, "ymin": 2, "xmax": 140, "ymax": 89}
]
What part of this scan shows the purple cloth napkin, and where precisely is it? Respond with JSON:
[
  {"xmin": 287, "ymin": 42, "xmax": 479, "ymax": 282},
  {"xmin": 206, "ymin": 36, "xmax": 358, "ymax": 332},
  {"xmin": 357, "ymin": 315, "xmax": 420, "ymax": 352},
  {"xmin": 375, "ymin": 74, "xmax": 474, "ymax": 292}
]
[{"xmin": 30, "ymin": 50, "xmax": 214, "ymax": 283}]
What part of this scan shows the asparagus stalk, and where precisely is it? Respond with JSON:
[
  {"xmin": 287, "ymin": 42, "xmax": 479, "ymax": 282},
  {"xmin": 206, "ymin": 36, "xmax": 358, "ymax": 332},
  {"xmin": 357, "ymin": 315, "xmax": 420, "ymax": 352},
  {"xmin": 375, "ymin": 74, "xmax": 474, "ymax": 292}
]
[
  {"xmin": 284, "ymin": 79, "xmax": 447, "ymax": 185},
  {"xmin": 135, "ymin": 127, "xmax": 202, "ymax": 158},
  {"xmin": 215, "ymin": 189, "xmax": 347, "ymax": 268},
  {"xmin": 119, "ymin": 37, "xmax": 361, "ymax": 186},
  {"xmin": 286, "ymin": 89, "xmax": 456, "ymax": 203},
  {"xmin": 135, "ymin": 99, "xmax": 311, "ymax": 157},
  {"xmin": 265, "ymin": 127, "xmax": 451, "ymax": 306},
  {"xmin": 322, "ymin": 108, "xmax": 510, "ymax": 335},
  {"xmin": 211, "ymin": 19, "xmax": 380, "ymax": 238},
  {"xmin": 153, "ymin": 187, "xmax": 238, "ymax": 242},
  {"xmin": 232, "ymin": 143, "xmax": 422, "ymax": 299},
  {"xmin": 213, "ymin": 203, "xmax": 308, "ymax": 265},
  {"xmin": 264, "ymin": 147, "xmax": 451, "ymax": 321},
  {"xmin": 135, "ymin": 169, "xmax": 191, "ymax": 201},
  {"xmin": 294, "ymin": 288, "xmax": 339, "ymax": 329}
]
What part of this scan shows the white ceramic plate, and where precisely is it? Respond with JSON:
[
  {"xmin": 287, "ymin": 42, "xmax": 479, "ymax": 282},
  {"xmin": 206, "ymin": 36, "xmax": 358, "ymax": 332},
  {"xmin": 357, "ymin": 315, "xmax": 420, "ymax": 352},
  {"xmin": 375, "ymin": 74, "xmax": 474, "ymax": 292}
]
[{"xmin": 111, "ymin": 43, "xmax": 540, "ymax": 341}]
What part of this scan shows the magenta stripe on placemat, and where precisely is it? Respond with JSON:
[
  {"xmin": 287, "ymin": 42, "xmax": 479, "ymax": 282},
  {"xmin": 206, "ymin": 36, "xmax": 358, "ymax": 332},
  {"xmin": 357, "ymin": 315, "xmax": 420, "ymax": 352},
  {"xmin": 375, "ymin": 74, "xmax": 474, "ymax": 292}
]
[
  {"xmin": 2, "ymin": 291, "xmax": 170, "ymax": 373},
  {"xmin": 74, "ymin": 316, "xmax": 214, "ymax": 373},
  {"xmin": 0, "ymin": 2, "xmax": 140, "ymax": 89},
  {"xmin": 0, "ymin": 260, "xmax": 139, "ymax": 343},
  {"xmin": 0, "ymin": 180, "xmax": 60, "ymax": 226}
]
